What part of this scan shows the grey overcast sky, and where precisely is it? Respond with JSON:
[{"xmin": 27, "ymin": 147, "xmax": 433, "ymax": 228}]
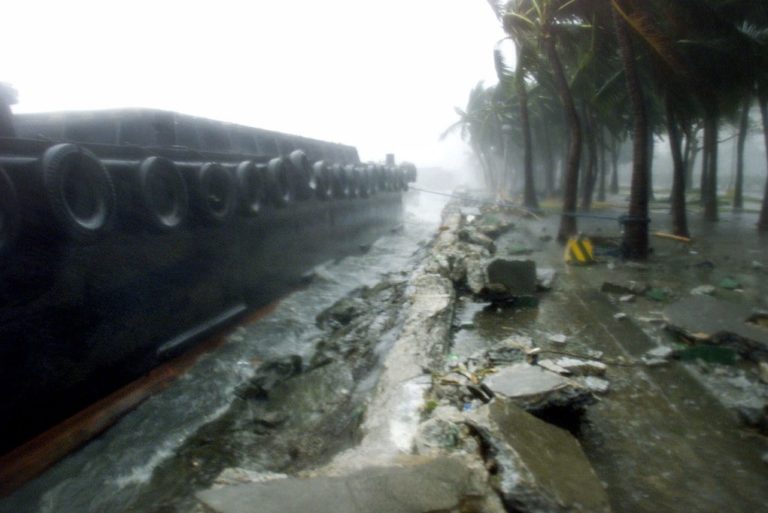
[{"xmin": 2, "ymin": 1, "xmax": 505, "ymax": 167}]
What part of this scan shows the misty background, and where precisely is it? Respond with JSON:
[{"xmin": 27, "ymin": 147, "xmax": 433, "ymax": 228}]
[{"xmin": 2, "ymin": 1, "xmax": 766, "ymax": 194}]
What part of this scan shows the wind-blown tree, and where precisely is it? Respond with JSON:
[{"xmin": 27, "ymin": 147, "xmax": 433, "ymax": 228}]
[
  {"xmin": 500, "ymin": 0, "xmax": 588, "ymax": 241},
  {"xmin": 443, "ymin": 83, "xmax": 506, "ymax": 190}
]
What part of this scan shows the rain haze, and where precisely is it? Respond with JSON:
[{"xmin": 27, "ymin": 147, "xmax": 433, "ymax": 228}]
[{"xmin": 3, "ymin": 0, "xmax": 504, "ymax": 171}]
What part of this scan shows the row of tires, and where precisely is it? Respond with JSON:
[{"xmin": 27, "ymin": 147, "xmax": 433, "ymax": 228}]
[{"xmin": 0, "ymin": 143, "xmax": 416, "ymax": 253}]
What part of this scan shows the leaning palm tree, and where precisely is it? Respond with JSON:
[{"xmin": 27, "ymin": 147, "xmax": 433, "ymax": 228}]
[{"xmin": 499, "ymin": 0, "xmax": 586, "ymax": 241}]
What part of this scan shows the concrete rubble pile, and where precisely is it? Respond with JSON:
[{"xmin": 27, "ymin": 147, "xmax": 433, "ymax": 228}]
[{"xmin": 197, "ymin": 201, "xmax": 611, "ymax": 513}]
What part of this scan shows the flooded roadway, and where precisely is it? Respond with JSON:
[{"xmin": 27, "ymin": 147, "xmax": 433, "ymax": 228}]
[{"xmin": 0, "ymin": 191, "xmax": 447, "ymax": 513}]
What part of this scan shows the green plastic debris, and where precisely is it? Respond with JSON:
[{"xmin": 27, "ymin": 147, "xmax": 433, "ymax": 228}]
[
  {"xmin": 677, "ymin": 345, "xmax": 736, "ymax": 365},
  {"xmin": 646, "ymin": 288, "xmax": 668, "ymax": 302},
  {"xmin": 513, "ymin": 296, "xmax": 540, "ymax": 308},
  {"xmin": 718, "ymin": 277, "xmax": 740, "ymax": 290},
  {"xmin": 448, "ymin": 353, "xmax": 460, "ymax": 361}
]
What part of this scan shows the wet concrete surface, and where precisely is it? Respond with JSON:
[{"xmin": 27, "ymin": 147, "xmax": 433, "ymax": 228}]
[{"xmin": 453, "ymin": 204, "xmax": 768, "ymax": 513}]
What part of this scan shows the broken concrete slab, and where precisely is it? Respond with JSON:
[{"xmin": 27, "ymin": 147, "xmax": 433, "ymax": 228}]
[
  {"xmin": 458, "ymin": 228, "xmax": 496, "ymax": 253},
  {"xmin": 547, "ymin": 333, "xmax": 568, "ymax": 345},
  {"xmin": 582, "ymin": 376, "xmax": 611, "ymax": 394},
  {"xmin": 538, "ymin": 359, "xmax": 571, "ymax": 375},
  {"xmin": 664, "ymin": 296, "xmax": 768, "ymax": 361},
  {"xmin": 536, "ymin": 267, "xmax": 557, "ymax": 291},
  {"xmin": 690, "ymin": 284, "xmax": 716, "ymax": 296},
  {"xmin": 468, "ymin": 400, "xmax": 611, "ymax": 513},
  {"xmin": 197, "ymin": 457, "xmax": 484, "ymax": 513},
  {"xmin": 482, "ymin": 363, "xmax": 593, "ymax": 411},
  {"xmin": 553, "ymin": 357, "xmax": 607, "ymax": 377},
  {"xmin": 486, "ymin": 259, "xmax": 537, "ymax": 296}
]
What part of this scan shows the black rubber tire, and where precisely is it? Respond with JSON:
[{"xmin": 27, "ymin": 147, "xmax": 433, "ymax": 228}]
[
  {"xmin": 194, "ymin": 162, "xmax": 237, "ymax": 223},
  {"xmin": 345, "ymin": 164, "xmax": 360, "ymax": 198},
  {"xmin": 41, "ymin": 143, "xmax": 116, "ymax": 241},
  {"xmin": 356, "ymin": 165, "xmax": 370, "ymax": 198},
  {"xmin": 376, "ymin": 165, "xmax": 388, "ymax": 191},
  {"xmin": 331, "ymin": 164, "xmax": 349, "ymax": 198},
  {"xmin": 313, "ymin": 161, "xmax": 332, "ymax": 200},
  {"xmin": 288, "ymin": 149, "xmax": 313, "ymax": 200},
  {"xmin": 235, "ymin": 160, "xmax": 267, "ymax": 216},
  {"xmin": 267, "ymin": 157, "xmax": 294, "ymax": 207},
  {"xmin": 137, "ymin": 156, "xmax": 188, "ymax": 231},
  {"xmin": 0, "ymin": 166, "xmax": 20, "ymax": 255},
  {"xmin": 365, "ymin": 164, "xmax": 378, "ymax": 196}
]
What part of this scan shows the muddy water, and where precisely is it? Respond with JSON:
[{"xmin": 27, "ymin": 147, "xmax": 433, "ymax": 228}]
[
  {"xmin": 0, "ymin": 191, "xmax": 447, "ymax": 513},
  {"xmin": 453, "ymin": 207, "xmax": 768, "ymax": 513}
]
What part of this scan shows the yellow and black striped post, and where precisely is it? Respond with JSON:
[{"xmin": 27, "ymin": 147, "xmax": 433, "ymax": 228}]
[{"xmin": 564, "ymin": 235, "xmax": 596, "ymax": 265}]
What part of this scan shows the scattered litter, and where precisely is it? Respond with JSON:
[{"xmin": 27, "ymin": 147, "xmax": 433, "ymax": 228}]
[
  {"xmin": 619, "ymin": 294, "xmax": 635, "ymax": 303},
  {"xmin": 525, "ymin": 347, "xmax": 542, "ymax": 364},
  {"xmin": 536, "ymin": 267, "xmax": 557, "ymax": 291},
  {"xmin": 652, "ymin": 231, "xmax": 691, "ymax": 243},
  {"xmin": 637, "ymin": 316, "xmax": 665, "ymax": 325},
  {"xmin": 677, "ymin": 345, "xmax": 737, "ymax": 365},
  {"xmin": 586, "ymin": 349, "xmax": 604, "ymax": 360},
  {"xmin": 646, "ymin": 288, "xmax": 668, "ymax": 302},
  {"xmin": 646, "ymin": 346, "xmax": 676, "ymax": 359},
  {"xmin": 718, "ymin": 277, "xmax": 741, "ymax": 290},
  {"xmin": 614, "ymin": 312, "xmax": 627, "ymax": 321},
  {"xmin": 691, "ymin": 285, "xmax": 716, "ymax": 296},
  {"xmin": 538, "ymin": 359, "xmax": 571, "ymax": 375},
  {"xmin": 583, "ymin": 376, "xmax": 611, "ymax": 394},
  {"xmin": 643, "ymin": 345, "xmax": 676, "ymax": 366},
  {"xmin": 547, "ymin": 333, "xmax": 568, "ymax": 345},
  {"xmin": 553, "ymin": 357, "xmax": 607, "ymax": 376},
  {"xmin": 752, "ymin": 260, "xmax": 764, "ymax": 270}
]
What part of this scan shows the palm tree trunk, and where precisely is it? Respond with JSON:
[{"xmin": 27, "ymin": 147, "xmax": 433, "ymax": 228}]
[
  {"xmin": 758, "ymin": 90, "xmax": 768, "ymax": 231},
  {"xmin": 580, "ymin": 108, "xmax": 597, "ymax": 211},
  {"xmin": 647, "ymin": 134, "xmax": 655, "ymax": 202},
  {"xmin": 517, "ymin": 48, "xmax": 538, "ymax": 209},
  {"xmin": 598, "ymin": 128, "xmax": 607, "ymax": 202},
  {"xmin": 666, "ymin": 94, "xmax": 689, "ymax": 237},
  {"xmin": 700, "ymin": 127, "xmax": 709, "ymax": 203},
  {"xmin": 610, "ymin": 137, "xmax": 619, "ymax": 194},
  {"xmin": 733, "ymin": 93, "xmax": 750, "ymax": 211},
  {"xmin": 613, "ymin": 3, "xmax": 649, "ymax": 259},
  {"xmin": 545, "ymin": 32, "xmax": 581, "ymax": 242},
  {"xmin": 703, "ymin": 108, "xmax": 719, "ymax": 221}
]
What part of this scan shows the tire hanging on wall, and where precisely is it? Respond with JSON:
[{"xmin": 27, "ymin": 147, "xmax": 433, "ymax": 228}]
[
  {"xmin": 0, "ymin": 166, "xmax": 20, "ymax": 255},
  {"xmin": 345, "ymin": 164, "xmax": 360, "ymax": 198},
  {"xmin": 267, "ymin": 157, "xmax": 294, "ymax": 207},
  {"xmin": 288, "ymin": 149, "xmax": 313, "ymax": 200},
  {"xmin": 312, "ymin": 161, "xmax": 333, "ymax": 200},
  {"xmin": 41, "ymin": 143, "xmax": 116, "ymax": 241},
  {"xmin": 235, "ymin": 160, "xmax": 267, "ymax": 216},
  {"xmin": 137, "ymin": 156, "xmax": 189, "ymax": 231},
  {"xmin": 193, "ymin": 162, "xmax": 237, "ymax": 223},
  {"xmin": 331, "ymin": 163, "xmax": 349, "ymax": 198}
]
